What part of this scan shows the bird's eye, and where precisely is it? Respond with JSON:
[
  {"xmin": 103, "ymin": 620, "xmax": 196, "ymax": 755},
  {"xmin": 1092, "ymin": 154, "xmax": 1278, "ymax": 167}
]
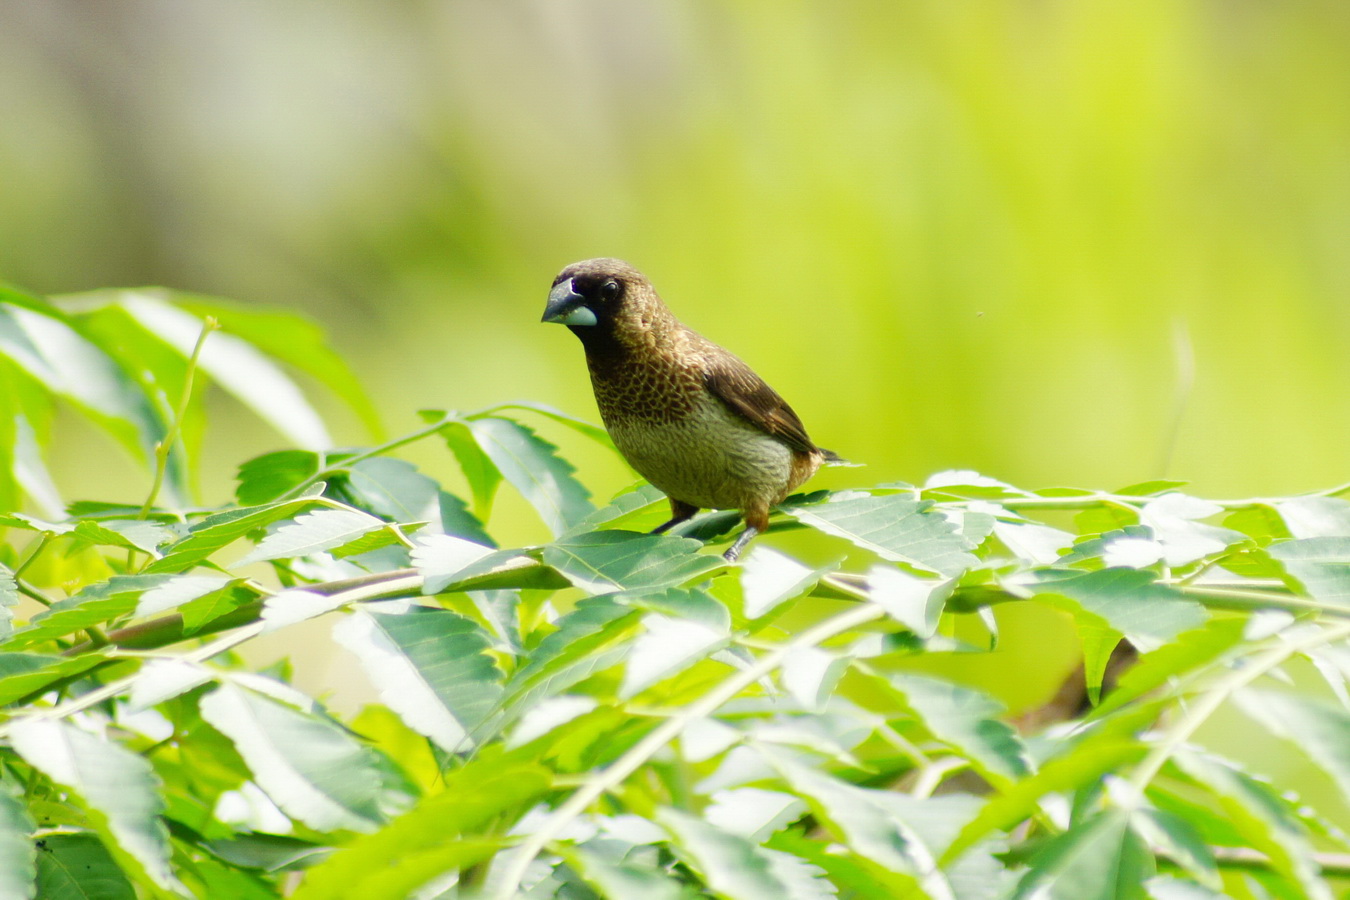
[{"xmin": 600, "ymin": 280, "xmax": 621, "ymax": 300}]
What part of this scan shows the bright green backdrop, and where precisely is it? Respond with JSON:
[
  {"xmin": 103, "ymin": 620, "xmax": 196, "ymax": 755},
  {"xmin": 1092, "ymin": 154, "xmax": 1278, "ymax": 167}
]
[{"xmin": 2, "ymin": 0, "xmax": 1347, "ymax": 509}]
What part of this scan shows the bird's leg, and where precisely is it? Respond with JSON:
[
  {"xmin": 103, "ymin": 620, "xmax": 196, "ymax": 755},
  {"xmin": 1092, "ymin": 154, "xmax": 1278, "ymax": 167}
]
[
  {"xmin": 724, "ymin": 506, "xmax": 770, "ymax": 562},
  {"xmin": 651, "ymin": 498, "xmax": 700, "ymax": 535}
]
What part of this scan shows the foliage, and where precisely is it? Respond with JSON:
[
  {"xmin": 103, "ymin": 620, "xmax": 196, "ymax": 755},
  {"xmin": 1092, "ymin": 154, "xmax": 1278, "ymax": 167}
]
[{"xmin": 3, "ymin": 288, "xmax": 1350, "ymax": 899}]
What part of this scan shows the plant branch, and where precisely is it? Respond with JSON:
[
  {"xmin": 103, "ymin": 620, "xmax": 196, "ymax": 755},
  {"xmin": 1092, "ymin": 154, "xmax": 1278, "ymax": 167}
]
[
  {"xmin": 490, "ymin": 600, "xmax": 886, "ymax": 900},
  {"xmin": 138, "ymin": 317, "xmax": 219, "ymax": 519}
]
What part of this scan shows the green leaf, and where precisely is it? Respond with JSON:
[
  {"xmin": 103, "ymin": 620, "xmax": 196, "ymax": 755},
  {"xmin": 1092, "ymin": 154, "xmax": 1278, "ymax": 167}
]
[
  {"xmin": 333, "ymin": 607, "xmax": 504, "ymax": 752},
  {"xmin": 466, "ymin": 416, "xmax": 594, "ymax": 535},
  {"xmin": 882, "ymin": 673, "xmax": 1031, "ymax": 782},
  {"xmin": 489, "ymin": 401, "xmax": 615, "ymax": 447},
  {"xmin": 410, "ymin": 533, "xmax": 501, "ymax": 594},
  {"xmin": 622, "ymin": 612, "xmax": 729, "ymax": 698},
  {"xmin": 235, "ymin": 450, "xmax": 322, "ymax": 505},
  {"xmin": 290, "ymin": 752, "xmax": 550, "ymax": 900},
  {"xmin": 1269, "ymin": 537, "xmax": 1350, "ymax": 609},
  {"xmin": 434, "ymin": 419, "xmax": 502, "ymax": 520},
  {"xmin": 1276, "ymin": 497, "xmax": 1350, "ymax": 539},
  {"xmin": 788, "ymin": 495, "xmax": 978, "ymax": 576},
  {"xmin": 342, "ymin": 457, "xmax": 438, "ymax": 523},
  {"xmin": 9, "ymin": 719, "xmax": 180, "ymax": 891},
  {"xmin": 1029, "ymin": 568, "xmax": 1208, "ymax": 650},
  {"xmin": 0, "ymin": 779, "xmax": 36, "ymax": 900},
  {"xmin": 69, "ymin": 519, "xmax": 177, "ymax": 554},
  {"xmin": 564, "ymin": 845, "xmax": 686, "ymax": 900},
  {"xmin": 1234, "ymin": 690, "xmax": 1350, "ymax": 807},
  {"xmin": 198, "ymin": 682, "xmax": 399, "ymax": 833},
  {"xmin": 1015, "ymin": 808, "xmax": 1153, "ymax": 900},
  {"xmin": 1173, "ymin": 752, "xmax": 1332, "ymax": 900},
  {"xmin": 175, "ymin": 292, "xmax": 381, "ymax": 438},
  {"xmin": 565, "ymin": 482, "xmax": 669, "ymax": 536},
  {"xmin": 543, "ymin": 531, "xmax": 722, "ymax": 595},
  {"xmin": 144, "ymin": 493, "xmax": 324, "ymax": 574},
  {"xmin": 0, "ymin": 651, "xmax": 112, "ymax": 705},
  {"xmin": 499, "ymin": 597, "xmax": 642, "ymax": 720},
  {"xmin": 0, "ymin": 563, "xmax": 17, "ymax": 640},
  {"xmin": 1090, "ymin": 618, "xmax": 1246, "ymax": 720},
  {"xmin": 738, "ymin": 546, "xmax": 838, "ymax": 619},
  {"xmin": 767, "ymin": 752, "xmax": 967, "ymax": 898},
  {"xmin": 658, "ymin": 808, "xmax": 834, "ymax": 900},
  {"xmin": 867, "ymin": 565, "xmax": 952, "ymax": 637},
  {"xmin": 234, "ymin": 508, "xmax": 385, "ymax": 566},
  {"xmin": 133, "ymin": 574, "xmax": 235, "ymax": 617},
  {"xmin": 34, "ymin": 832, "xmax": 135, "ymax": 900},
  {"xmin": 0, "ymin": 295, "xmax": 164, "ymax": 475},
  {"xmin": 3, "ymin": 575, "xmax": 176, "ymax": 649},
  {"xmin": 118, "ymin": 291, "xmax": 333, "ymax": 449}
]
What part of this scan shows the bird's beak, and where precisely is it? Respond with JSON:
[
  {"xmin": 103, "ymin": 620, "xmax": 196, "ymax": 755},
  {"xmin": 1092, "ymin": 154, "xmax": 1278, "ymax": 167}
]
[{"xmin": 542, "ymin": 279, "xmax": 597, "ymax": 326}]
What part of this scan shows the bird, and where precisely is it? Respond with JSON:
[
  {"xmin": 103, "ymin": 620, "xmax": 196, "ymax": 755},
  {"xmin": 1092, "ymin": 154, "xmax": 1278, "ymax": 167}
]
[{"xmin": 542, "ymin": 258, "xmax": 840, "ymax": 561}]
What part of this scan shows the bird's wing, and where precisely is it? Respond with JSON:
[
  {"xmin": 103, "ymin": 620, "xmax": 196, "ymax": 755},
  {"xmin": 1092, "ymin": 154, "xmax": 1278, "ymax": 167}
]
[{"xmin": 702, "ymin": 353, "xmax": 818, "ymax": 453}]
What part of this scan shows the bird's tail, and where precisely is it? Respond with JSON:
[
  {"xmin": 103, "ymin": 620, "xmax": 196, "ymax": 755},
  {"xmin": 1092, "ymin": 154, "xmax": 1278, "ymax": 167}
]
[{"xmin": 819, "ymin": 448, "xmax": 863, "ymax": 467}]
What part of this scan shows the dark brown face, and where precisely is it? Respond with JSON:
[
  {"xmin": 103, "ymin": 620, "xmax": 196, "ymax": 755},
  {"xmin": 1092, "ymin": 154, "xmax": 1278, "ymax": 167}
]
[{"xmin": 541, "ymin": 258, "xmax": 642, "ymax": 331}]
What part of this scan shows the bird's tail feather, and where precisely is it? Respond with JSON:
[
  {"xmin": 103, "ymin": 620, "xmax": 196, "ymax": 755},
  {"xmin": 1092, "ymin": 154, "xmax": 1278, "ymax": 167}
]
[{"xmin": 819, "ymin": 448, "xmax": 863, "ymax": 467}]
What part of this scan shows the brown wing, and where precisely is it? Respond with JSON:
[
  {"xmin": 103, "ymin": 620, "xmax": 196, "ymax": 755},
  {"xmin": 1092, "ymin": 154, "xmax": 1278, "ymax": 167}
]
[{"xmin": 703, "ymin": 353, "xmax": 818, "ymax": 453}]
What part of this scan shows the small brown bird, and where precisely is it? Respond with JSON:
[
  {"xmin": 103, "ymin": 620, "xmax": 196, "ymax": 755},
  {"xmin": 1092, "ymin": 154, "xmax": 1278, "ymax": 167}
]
[{"xmin": 542, "ymin": 258, "xmax": 839, "ymax": 561}]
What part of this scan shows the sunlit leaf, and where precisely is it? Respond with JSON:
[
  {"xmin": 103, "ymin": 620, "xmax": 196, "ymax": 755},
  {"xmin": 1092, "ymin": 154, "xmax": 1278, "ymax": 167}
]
[
  {"xmin": 1015, "ymin": 808, "xmax": 1153, "ymax": 900},
  {"xmin": 465, "ymin": 416, "xmax": 594, "ymax": 535},
  {"xmin": 10, "ymin": 719, "xmax": 180, "ymax": 891},
  {"xmin": 788, "ymin": 495, "xmax": 978, "ymax": 576},
  {"xmin": 882, "ymin": 673, "xmax": 1031, "ymax": 781},
  {"xmin": 544, "ymin": 531, "xmax": 721, "ymax": 595},
  {"xmin": 3, "ymin": 574, "xmax": 176, "ymax": 649},
  {"xmin": 658, "ymin": 807, "xmax": 835, "ymax": 900},
  {"xmin": 0, "ymin": 651, "xmax": 112, "ymax": 705},
  {"xmin": 0, "ymin": 779, "xmax": 35, "ymax": 900},
  {"xmin": 1028, "ymin": 568, "xmax": 1208, "ymax": 650},
  {"xmin": 333, "ymin": 607, "xmax": 504, "ymax": 751},
  {"xmin": 1234, "ymin": 689, "xmax": 1350, "ymax": 807},
  {"xmin": 739, "ymin": 546, "xmax": 837, "ymax": 619},
  {"xmin": 0, "ymin": 563, "xmax": 16, "ymax": 640},
  {"xmin": 621, "ymin": 613, "xmax": 729, "ymax": 698},
  {"xmin": 1276, "ymin": 497, "xmax": 1350, "ymax": 539},
  {"xmin": 144, "ymin": 492, "xmax": 324, "ymax": 574},
  {"xmin": 289, "ymin": 752, "xmax": 549, "ymax": 900},
  {"xmin": 1269, "ymin": 538, "xmax": 1350, "ymax": 609},
  {"xmin": 867, "ymin": 565, "xmax": 952, "ymax": 637},
  {"xmin": 199, "ymin": 682, "xmax": 397, "ymax": 833},
  {"xmin": 235, "ymin": 449, "xmax": 322, "ymax": 505},
  {"xmin": 234, "ymin": 508, "xmax": 385, "ymax": 566}
]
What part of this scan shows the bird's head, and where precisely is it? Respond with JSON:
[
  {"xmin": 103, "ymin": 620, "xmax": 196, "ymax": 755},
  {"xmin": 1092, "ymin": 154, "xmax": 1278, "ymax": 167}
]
[{"xmin": 542, "ymin": 258, "xmax": 661, "ymax": 337}]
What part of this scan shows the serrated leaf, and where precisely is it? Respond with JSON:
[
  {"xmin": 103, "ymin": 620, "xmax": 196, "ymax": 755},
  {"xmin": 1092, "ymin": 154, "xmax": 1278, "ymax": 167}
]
[
  {"xmin": 1090, "ymin": 619, "xmax": 1246, "ymax": 719},
  {"xmin": 1269, "ymin": 538, "xmax": 1350, "ymax": 609},
  {"xmin": 565, "ymin": 846, "xmax": 686, "ymax": 900},
  {"xmin": 706, "ymin": 788, "xmax": 809, "ymax": 842},
  {"xmin": 1235, "ymin": 690, "xmax": 1350, "ymax": 807},
  {"xmin": 235, "ymin": 449, "xmax": 322, "ymax": 505},
  {"xmin": 70, "ymin": 519, "xmax": 176, "ymax": 554},
  {"xmin": 34, "ymin": 832, "xmax": 135, "ymax": 900},
  {"xmin": 788, "ymin": 495, "xmax": 978, "ymax": 576},
  {"xmin": 739, "ymin": 546, "xmax": 837, "ymax": 619},
  {"xmin": 1015, "ymin": 808, "xmax": 1153, "ymax": 900},
  {"xmin": 1276, "ymin": 497, "xmax": 1350, "ymax": 539},
  {"xmin": 3, "ymin": 575, "xmax": 176, "ymax": 649},
  {"xmin": 289, "ymin": 753, "xmax": 549, "ymax": 900},
  {"xmin": 0, "ymin": 651, "xmax": 111, "ymax": 705},
  {"xmin": 333, "ymin": 607, "xmax": 503, "ymax": 752},
  {"xmin": 622, "ymin": 613, "xmax": 729, "ymax": 698},
  {"xmin": 544, "ymin": 531, "xmax": 722, "ymax": 595},
  {"xmin": 767, "ymin": 752, "xmax": 962, "ymax": 899},
  {"xmin": 883, "ymin": 673, "xmax": 1031, "ymax": 781},
  {"xmin": 1173, "ymin": 752, "xmax": 1332, "ymax": 900},
  {"xmin": 867, "ymin": 565, "xmax": 952, "ymax": 637},
  {"xmin": 128, "ymin": 659, "xmax": 215, "ymax": 712},
  {"xmin": 466, "ymin": 416, "xmax": 594, "ymax": 535},
  {"xmin": 410, "ymin": 533, "xmax": 497, "ymax": 594},
  {"xmin": 565, "ymin": 482, "xmax": 669, "ymax": 536},
  {"xmin": 199, "ymin": 683, "xmax": 394, "ymax": 833},
  {"xmin": 658, "ymin": 807, "xmax": 835, "ymax": 900},
  {"xmin": 0, "ymin": 779, "xmax": 36, "ymax": 900},
  {"xmin": 235, "ymin": 508, "xmax": 384, "ymax": 566},
  {"xmin": 133, "ymin": 575, "xmax": 234, "ymax": 618},
  {"xmin": 499, "ymin": 598, "xmax": 642, "ymax": 721},
  {"xmin": 9, "ymin": 719, "xmax": 180, "ymax": 891},
  {"xmin": 0, "ymin": 564, "xmax": 16, "ymax": 640},
  {"xmin": 1029, "ymin": 568, "xmax": 1208, "ymax": 651},
  {"xmin": 434, "ymin": 419, "xmax": 502, "ymax": 520},
  {"xmin": 144, "ymin": 493, "xmax": 323, "ymax": 574}
]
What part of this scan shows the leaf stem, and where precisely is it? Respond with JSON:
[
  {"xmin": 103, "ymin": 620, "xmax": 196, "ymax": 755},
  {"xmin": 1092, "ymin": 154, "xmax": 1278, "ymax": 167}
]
[
  {"xmin": 137, "ymin": 317, "xmax": 219, "ymax": 519},
  {"xmin": 276, "ymin": 412, "xmax": 458, "ymax": 501},
  {"xmin": 1126, "ymin": 621, "xmax": 1350, "ymax": 795},
  {"xmin": 490, "ymin": 601, "xmax": 886, "ymax": 900}
]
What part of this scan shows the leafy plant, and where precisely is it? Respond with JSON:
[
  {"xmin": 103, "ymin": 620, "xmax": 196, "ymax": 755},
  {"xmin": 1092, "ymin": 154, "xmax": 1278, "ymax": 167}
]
[{"xmin": 2, "ymin": 285, "xmax": 1350, "ymax": 899}]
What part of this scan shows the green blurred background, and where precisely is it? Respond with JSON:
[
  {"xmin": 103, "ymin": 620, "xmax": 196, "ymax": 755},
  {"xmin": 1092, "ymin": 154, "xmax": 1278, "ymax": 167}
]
[
  {"xmin": 3, "ymin": 1, "xmax": 1349, "ymax": 806},
  {"xmin": 5, "ymin": 0, "xmax": 1348, "ymax": 510}
]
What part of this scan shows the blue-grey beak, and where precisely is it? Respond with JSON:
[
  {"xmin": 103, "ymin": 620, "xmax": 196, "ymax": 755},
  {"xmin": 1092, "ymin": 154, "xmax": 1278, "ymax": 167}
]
[{"xmin": 542, "ymin": 279, "xmax": 598, "ymax": 326}]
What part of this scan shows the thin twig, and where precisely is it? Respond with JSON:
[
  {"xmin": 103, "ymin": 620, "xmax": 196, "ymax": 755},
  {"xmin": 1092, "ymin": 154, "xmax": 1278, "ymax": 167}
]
[{"xmin": 137, "ymin": 317, "xmax": 219, "ymax": 520}]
